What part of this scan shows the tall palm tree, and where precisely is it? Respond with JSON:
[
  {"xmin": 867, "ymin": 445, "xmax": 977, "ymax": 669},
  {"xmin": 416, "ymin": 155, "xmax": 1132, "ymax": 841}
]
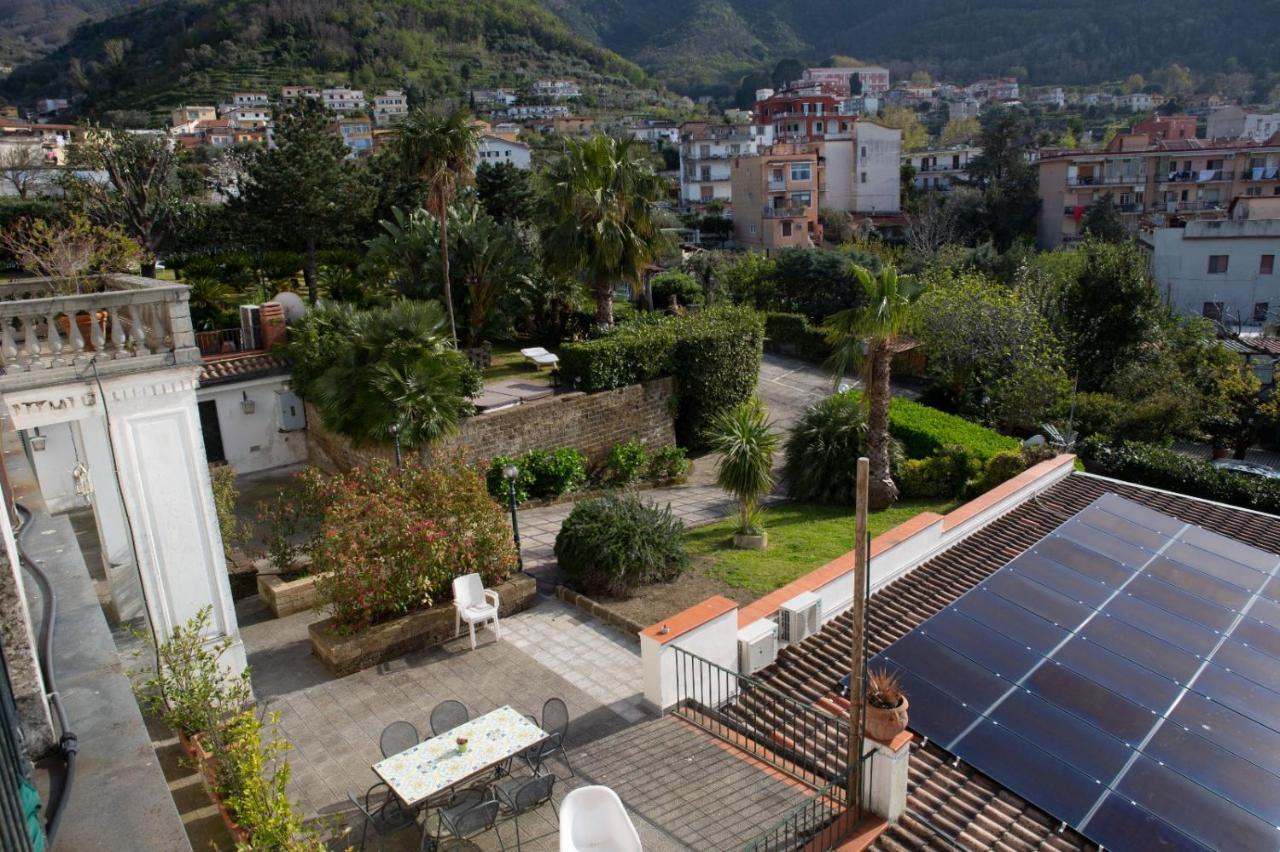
[
  {"xmin": 540, "ymin": 135, "xmax": 669, "ymax": 325},
  {"xmin": 396, "ymin": 106, "xmax": 481, "ymax": 345},
  {"xmin": 823, "ymin": 264, "xmax": 923, "ymax": 511}
]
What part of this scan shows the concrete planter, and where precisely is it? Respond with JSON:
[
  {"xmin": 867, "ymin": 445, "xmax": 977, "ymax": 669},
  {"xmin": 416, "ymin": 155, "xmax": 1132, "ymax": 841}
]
[
  {"xmin": 734, "ymin": 531, "xmax": 768, "ymax": 550},
  {"xmin": 256, "ymin": 557, "xmax": 321, "ymax": 618},
  {"xmin": 308, "ymin": 573, "xmax": 537, "ymax": 677}
]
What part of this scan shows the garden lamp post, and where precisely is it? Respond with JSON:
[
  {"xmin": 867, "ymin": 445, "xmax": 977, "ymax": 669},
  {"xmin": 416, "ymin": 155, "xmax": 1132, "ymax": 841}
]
[
  {"xmin": 389, "ymin": 423, "xmax": 402, "ymax": 468},
  {"xmin": 503, "ymin": 463, "xmax": 524, "ymax": 571}
]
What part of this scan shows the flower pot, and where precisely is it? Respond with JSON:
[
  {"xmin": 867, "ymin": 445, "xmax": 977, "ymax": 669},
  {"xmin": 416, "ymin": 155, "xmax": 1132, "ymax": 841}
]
[
  {"xmin": 209, "ymin": 786, "xmax": 250, "ymax": 843},
  {"xmin": 734, "ymin": 531, "xmax": 768, "ymax": 550},
  {"xmin": 56, "ymin": 311, "xmax": 110, "ymax": 352},
  {"xmin": 457, "ymin": 743, "xmax": 469, "ymax": 754},
  {"xmin": 865, "ymin": 696, "xmax": 909, "ymax": 743}
]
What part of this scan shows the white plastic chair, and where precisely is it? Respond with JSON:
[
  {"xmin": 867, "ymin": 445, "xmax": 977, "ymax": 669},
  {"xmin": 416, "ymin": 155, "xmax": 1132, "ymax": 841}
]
[
  {"xmin": 520, "ymin": 346, "xmax": 560, "ymax": 368},
  {"xmin": 453, "ymin": 573, "xmax": 501, "ymax": 650},
  {"xmin": 558, "ymin": 786, "xmax": 642, "ymax": 852}
]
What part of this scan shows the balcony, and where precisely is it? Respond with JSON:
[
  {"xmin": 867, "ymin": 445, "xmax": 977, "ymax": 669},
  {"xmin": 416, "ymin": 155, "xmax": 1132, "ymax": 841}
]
[
  {"xmin": 767, "ymin": 179, "xmax": 787, "ymax": 192},
  {"xmin": 763, "ymin": 205, "xmax": 808, "ymax": 218},
  {"xmin": 1161, "ymin": 169, "xmax": 1233, "ymax": 183},
  {"xmin": 1240, "ymin": 167, "xmax": 1280, "ymax": 181},
  {"xmin": 0, "ymin": 274, "xmax": 199, "ymax": 391},
  {"xmin": 1067, "ymin": 174, "xmax": 1145, "ymax": 186}
]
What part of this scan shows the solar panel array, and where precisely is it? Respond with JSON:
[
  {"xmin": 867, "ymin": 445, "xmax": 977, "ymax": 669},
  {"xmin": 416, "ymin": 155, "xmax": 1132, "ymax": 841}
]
[{"xmin": 871, "ymin": 493, "xmax": 1280, "ymax": 852}]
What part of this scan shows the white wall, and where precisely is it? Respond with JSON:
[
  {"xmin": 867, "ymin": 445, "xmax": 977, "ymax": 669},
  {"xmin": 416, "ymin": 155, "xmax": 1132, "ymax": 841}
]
[
  {"xmin": 851, "ymin": 123, "xmax": 901, "ymax": 213},
  {"xmin": 821, "ymin": 139, "xmax": 855, "ymax": 211},
  {"xmin": 24, "ymin": 421, "xmax": 83, "ymax": 513},
  {"xmin": 196, "ymin": 376, "xmax": 308, "ymax": 475},
  {"xmin": 476, "ymin": 138, "xmax": 531, "ymax": 170},
  {"xmin": 1151, "ymin": 222, "xmax": 1280, "ymax": 322},
  {"xmin": 640, "ymin": 606, "xmax": 739, "ymax": 712}
]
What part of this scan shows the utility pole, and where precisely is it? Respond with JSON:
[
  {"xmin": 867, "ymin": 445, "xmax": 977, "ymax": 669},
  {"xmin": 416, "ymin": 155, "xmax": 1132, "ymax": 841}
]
[{"xmin": 847, "ymin": 457, "xmax": 869, "ymax": 810}]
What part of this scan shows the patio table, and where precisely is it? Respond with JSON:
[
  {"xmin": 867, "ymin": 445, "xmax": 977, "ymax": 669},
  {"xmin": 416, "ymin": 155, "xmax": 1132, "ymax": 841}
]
[{"xmin": 373, "ymin": 705, "xmax": 549, "ymax": 808}]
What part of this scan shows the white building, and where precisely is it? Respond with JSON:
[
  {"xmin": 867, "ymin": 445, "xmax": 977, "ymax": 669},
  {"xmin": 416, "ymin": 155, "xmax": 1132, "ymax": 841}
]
[
  {"xmin": 819, "ymin": 122, "xmax": 902, "ymax": 214},
  {"xmin": 1151, "ymin": 207, "xmax": 1280, "ymax": 325},
  {"xmin": 948, "ymin": 99, "xmax": 981, "ymax": 121},
  {"xmin": 196, "ymin": 364, "xmax": 308, "ymax": 475},
  {"xmin": 904, "ymin": 144, "xmax": 982, "ymax": 191},
  {"xmin": 502, "ymin": 104, "xmax": 569, "ymax": 120},
  {"xmin": 1035, "ymin": 88, "xmax": 1066, "ymax": 108},
  {"xmin": 34, "ymin": 98, "xmax": 68, "ymax": 116},
  {"xmin": 476, "ymin": 135, "xmax": 531, "ymax": 170},
  {"xmin": 321, "ymin": 87, "xmax": 366, "ymax": 112},
  {"xmin": 232, "ymin": 92, "xmax": 270, "ymax": 107},
  {"xmin": 803, "ymin": 66, "xmax": 890, "ymax": 96},
  {"xmin": 471, "ymin": 89, "xmax": 519, "ymax": 109},
  {"xmin": 222, "ymin": 106, "xmax": 272, "ymax": 128},
  {"xmin": 531, "ymin": 79, "xmax": 581, "ymax": 100},
  {"xmin": 1207, "ymin": 106, "xmax": 1280, "ymax": 142},
  {"xmin": 1116, "ymin": 92, "xmax": 1154, "ymax": 112},
  {"xmin": 373, "ymin": 90, "xmax": 408, "ymax": 127},
  {"xmin": 678, "ymin": 121, "xmax": 774, "ymax": 206},
  {"xmin": 626, "ymin": 122, "xmax": 681, "ymax": 145}
]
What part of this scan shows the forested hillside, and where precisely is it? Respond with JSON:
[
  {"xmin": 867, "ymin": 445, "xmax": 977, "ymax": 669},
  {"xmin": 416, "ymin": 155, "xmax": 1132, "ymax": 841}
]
[
  {"xmin": 0, "ymin": 0, "xmax": 145, "ymax": 63},
  {"xmin": 1, "ymin": 0, "xmax": 648, "ymax": 119}
]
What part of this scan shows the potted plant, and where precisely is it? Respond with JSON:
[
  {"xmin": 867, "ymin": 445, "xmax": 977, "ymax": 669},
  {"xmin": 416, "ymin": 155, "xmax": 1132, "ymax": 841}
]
[
  {"xmin": 455, "ymin": 735, "xmax": 469, "ymax": 754},
  {"xmin": 865, "ymin": 668, "xmax": 909, "ymax": 742},
  {"xmin": 708, "ymin": 397, "xmax": 779, "ymax": 550},
  {"xmin": 1203, "ymin": 413, "xmax": 1236, "ymax": 459}
]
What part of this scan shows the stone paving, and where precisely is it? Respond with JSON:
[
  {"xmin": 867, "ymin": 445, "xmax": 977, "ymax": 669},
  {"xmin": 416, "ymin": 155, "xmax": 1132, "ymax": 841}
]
[{"xmin": 237, "ymin": 595, "xmax": 812, "ymax": 851}]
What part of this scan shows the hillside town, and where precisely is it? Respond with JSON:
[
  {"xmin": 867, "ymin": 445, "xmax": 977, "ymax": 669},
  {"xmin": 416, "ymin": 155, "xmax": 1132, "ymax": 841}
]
[{"xmin": 0, "ymin": 24, "xmax": 1279, "ymax": 852}]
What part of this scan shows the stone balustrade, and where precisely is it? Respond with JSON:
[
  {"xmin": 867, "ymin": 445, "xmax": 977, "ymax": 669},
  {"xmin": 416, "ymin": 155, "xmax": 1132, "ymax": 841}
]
[{"xmin": 0, "ymin": 275, "xmax": 201, "ymax": 391}]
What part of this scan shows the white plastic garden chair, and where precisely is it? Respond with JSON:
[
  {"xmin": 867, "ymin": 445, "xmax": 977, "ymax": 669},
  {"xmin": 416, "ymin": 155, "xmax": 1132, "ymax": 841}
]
[
  {"xmin": 558, "ymin": 785, "xmax": 642, "ymax": 852},
  {"xmin": 453, "ymin": 573, "xmax": 501, "ymax": 650}
]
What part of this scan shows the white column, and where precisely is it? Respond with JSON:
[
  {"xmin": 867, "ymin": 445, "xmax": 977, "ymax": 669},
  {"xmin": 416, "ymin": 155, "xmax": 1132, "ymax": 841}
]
[
  {"xmin": 96, "ymin": 367, "xmax": 246, "ymax": 675},
  {"xmin": 75, "ymin": 417, "xmax": 145, "ymax": 622},
  {"xmin": 864, "ymin": 734, "xmax": 911, "ymax": 822}
]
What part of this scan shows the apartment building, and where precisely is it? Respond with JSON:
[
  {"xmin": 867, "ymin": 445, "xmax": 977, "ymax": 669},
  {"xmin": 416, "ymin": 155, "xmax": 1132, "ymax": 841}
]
[
  {"xmin": 531, "ymin": 79, "xmax": 581, "ymax": 100},
  {"xmin": 730, "ymin": 144, "xmax": 821, "ymax": 253},
  {"xmin": 964, "ymin": 78, "xmax": 1019, "ymax": 102},
  {"xmin": 222, "ymin": 106, "xmax": 272, "ymax": 129},
  {"xmin": 754, "ymin": 89, "xmax": 852, "ymax": 141},
  {"xmin": 1115, "ymin": 92, "xmax": 1154, "ymax": 112},
  {"xmin": 677, "ymin": 121, "xmax": 774, "ymax": 207},
  {"xmin": 169, "ymin": 105, "xmax": 217, "ymax": 128},
  {"xmin": 503, "ymin": 104, "xmax": 569, "ymax": 120},
  {"xmin": 1207, "ymin": 106, "xmax": 1280, "ymax": 142},
  {"xmin": 905, "ymin": 144, "xmax": 981, "ymax": 191},
  {"xmin": 476, "ymin": 134, "xmax": 531, "ymax": 170},
  {"xmin": 232, "ymin": 92, "xmax": 269, "ymax": 107},
  {"xmin": 817, "ymin": 122, "xmax": 903, "ymax": 214},
  {"xmin": 1036, "ymin": 135, "xmax": 1280, "ymax": 248},
  {"xmin": 1150, "ymin": 197, "xmax": 1280, "ymax": 324},
  {"xmin": 322, "ymin": 87, "xmax": 366, "ymax": 112},
  {"xmin": 373, "ymin": 90, "xmax": 408, "ymax": 127},
  {"xmin": 802, "ymin": 66, "xmax": 890, "ymax": 96},
  {"xmin": 470, "ymin": 89, "xmax": 519, "ymax": 109},
  {"xmin": 280, "ymin": 85, "xmax": 320, "ymax": 103}
]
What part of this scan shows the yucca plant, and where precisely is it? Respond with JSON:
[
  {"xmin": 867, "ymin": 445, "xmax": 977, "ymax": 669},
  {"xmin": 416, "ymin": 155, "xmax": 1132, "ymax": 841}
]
[{"xmin": 708, "ymin": 397, "xmax": 780, "ymax": 540}]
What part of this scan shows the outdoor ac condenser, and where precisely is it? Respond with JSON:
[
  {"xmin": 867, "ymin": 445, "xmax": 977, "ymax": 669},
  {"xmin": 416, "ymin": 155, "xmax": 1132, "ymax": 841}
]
[
  {"xmin": 738, "ymin": 619, "xmax": 778, "ymax": 676},
  {"xmin": 779, "ymin": 591, "xmax": 821, "ymax": 645}
]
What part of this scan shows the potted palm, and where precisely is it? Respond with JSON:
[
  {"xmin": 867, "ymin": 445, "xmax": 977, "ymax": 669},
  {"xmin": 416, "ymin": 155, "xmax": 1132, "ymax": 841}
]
[
  {"xmin": 865, "ymin": 668, "xmax": 909, "ymax": 742},
  {"xmin": 709, "ymin": 397, "xmax": 779, "ymax": 550}
]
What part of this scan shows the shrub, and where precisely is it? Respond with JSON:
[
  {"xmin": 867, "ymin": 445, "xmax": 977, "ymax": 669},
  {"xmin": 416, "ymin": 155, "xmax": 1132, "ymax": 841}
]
[
  {"xmin": 898, "ymin": 445, "xmax": 980, "ymax": 499},
  {"xmin": 217, "ymin": 711, "xmax": 324, "ymax": 850},
  {"xmin": 968, "ymin": 449, "xmax": 1029, "ymax": 497},
  {"xmin": 554, "ymin": 493, "xmax": 689, "ymax": 597},
  {"xmin": 526, "ymin": 448, "xmax": 588, "ymax": 497},
  {"xmin": 209, "ymin": 465, "xmax": 247, "ymax": 559},
  {"xmin": 256, "ymin": 467, "xmax": 328, "ymax": 572},
  {"xmin": 649, "ymin": 271, "xmax": 705, "ymax": 308},
  {"xmin": 605, "ymin": 440, "xmax": 650, "ymax": 485},
  {"xmin": 313, "ymin": 461, "xmax": 517, "ymax": 633},
  {"xmin": 870, "ymin": 394, "xmax": 1021, "ymax": 462},
  {"xmin": 1078, "ymin": 437, "xmax": 1280, "ymax": 515},
  {"xmin": 486, "ymin": 454, "xmax": 535, "ymax": 503},
  {"xmin": 558, "ymin": 306, "xmax": 765, "ymax": 449},
  {"xmin": 648, "ymin": 446, "xmax": 691, "ymax": 481},
  {"xmin": 1073, "ymin": 391, "xmax": 1126, "ymax": 439},
  {"xmin": 764, "ymin": 312, "xmax": 832, "ymax": 362},
  {"xmin": 783, "ymin": 392, "xmax": 869, "ymax": 505}
]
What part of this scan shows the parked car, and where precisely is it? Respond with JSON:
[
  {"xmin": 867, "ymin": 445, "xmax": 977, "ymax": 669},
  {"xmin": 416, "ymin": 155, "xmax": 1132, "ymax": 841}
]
[{"xmin": 1210, "ymin": 459, "xmax": 1280, "ymax": 480}]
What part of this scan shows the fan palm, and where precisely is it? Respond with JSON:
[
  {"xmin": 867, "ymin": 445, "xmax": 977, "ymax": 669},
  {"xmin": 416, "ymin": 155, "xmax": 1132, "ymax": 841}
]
[
  {"xmin": 708, "ymin": 398, "xmax": 780, "ymax": 539},
  {"xmin": 396, "ymin": 106, "xmax": 481, "ymax": 345},
  {"xmin": 540, "ymin": 135, "xmax": 669, "ymax": 325},
  {"xmin": 823, "ymin": 264, "xmax": 923, "ymax": 510}
]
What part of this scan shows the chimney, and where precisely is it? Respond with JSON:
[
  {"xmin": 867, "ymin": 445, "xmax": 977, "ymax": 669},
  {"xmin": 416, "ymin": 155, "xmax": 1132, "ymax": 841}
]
[{"xmin": 258, "ymin": 302, "xmax": 287, "ymax": 350}]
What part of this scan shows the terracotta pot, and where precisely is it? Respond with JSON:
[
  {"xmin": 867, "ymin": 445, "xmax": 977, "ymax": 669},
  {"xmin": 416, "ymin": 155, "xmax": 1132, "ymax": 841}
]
[
  {"xmin": 865, "ymin": 696, "xmax": 909, "ymax": 743},
  {"xmin": 210, "ymin": 786, "xmax": 250, "ymax": 843},
  {"xmin": 56, "ymin": 311, "xmax": 110, "ymax": 351}
]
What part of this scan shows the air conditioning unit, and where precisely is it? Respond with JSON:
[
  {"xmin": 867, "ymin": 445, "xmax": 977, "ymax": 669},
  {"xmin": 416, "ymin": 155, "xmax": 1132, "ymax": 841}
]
[
  {"xmin": 738, "ymin": 619, "xmax": 778, "ymax": 676},
  {"xmin": 239, "ymin": 304, "xmax": 261, "ymax": 351},
  {"xmin": 779, "ymin": 591, "xmax": 821, "ymax": 645}
]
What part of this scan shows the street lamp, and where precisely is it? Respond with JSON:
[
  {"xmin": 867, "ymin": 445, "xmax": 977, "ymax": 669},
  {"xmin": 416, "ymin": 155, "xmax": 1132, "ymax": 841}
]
[
  {"xmin": 389, "ymin": 423, "xmax": 402, "ymax": 468},
  {"xmin": 503, "ymin": 463, "xmax": 524, "ymax": 571}
]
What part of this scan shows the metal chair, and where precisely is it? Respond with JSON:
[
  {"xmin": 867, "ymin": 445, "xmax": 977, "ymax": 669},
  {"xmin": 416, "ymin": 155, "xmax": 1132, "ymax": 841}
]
[
  {"xmin": 379, "ymin": 720, "xmax": 420, "ymax": 758},
  {"xmin": 430, "ymin": 699, "xmax": 469, "ymax": 736},
  {"xmin": 347, "ymin": 781, "xmax": 421, "ymax": 851},
  {"xmin": 526, "ymin": 697, "xmax": 574, "ymax": 777},
  {"xmin": 494, "ymin": 768, "xmax": 557, "ymax": 849},
  {"xmin": 433, "ymin": 787, "xmax": 504, "ymax": 851}
]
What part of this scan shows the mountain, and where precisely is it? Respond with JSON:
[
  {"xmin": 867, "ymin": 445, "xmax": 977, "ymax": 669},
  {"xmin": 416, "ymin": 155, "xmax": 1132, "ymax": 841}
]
[
  {"xmin": 1, "ymin": 0, "xmax": 648, "ymax": 119},
  {"xmin": 0, "ymin": 0, "xmax": 144, "ymax": 64},
  {"xmin": 537, "ymin": 0, "xmax": 1280, "ymax": 95}
]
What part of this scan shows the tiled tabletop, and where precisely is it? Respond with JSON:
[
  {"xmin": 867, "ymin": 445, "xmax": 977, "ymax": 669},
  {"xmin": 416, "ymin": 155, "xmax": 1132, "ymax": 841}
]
[{"xmin": 372, "ymin": 706, "xmax": 547, "ymax": 807}]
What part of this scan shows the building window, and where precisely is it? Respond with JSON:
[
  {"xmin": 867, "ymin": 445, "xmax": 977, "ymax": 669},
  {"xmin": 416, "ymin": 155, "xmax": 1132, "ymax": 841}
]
[
  {"xmin": 860, "ymin": 146, "xmax": 867, "ymax": 158},
  {"xmin": 1262, "ymin": 255, "xmax": 1275, "ymax": 275},
  {"xmin": 781, "ymin": 221, "xmax": 793, "ymax": 237},
  {"xmin": 791, "ymin": 191, "xmax": 811, "ymax": 207},
  {"xmin": 790, "ymin": 163, "xmax": 811, "ymax": 181},
  {"xmin": 1255, "ymin": 302, "xmax": 1270, "ymax": 322},
  {"xmin": 1207, "ymin": 255, "xmax": 1229, "ymax": 274},
  {"xmin": 814, "ymin": 122, "xmax": 823, "ymax": 133},
  {"xmin": 749, "ymin": 223, "xmax": 757, "ymax": 234},
  {"xmin": 860, "ymin": 172, "xmax": 868, "ymax": 183},
  {"xmin": 700, "ymin": 185, "xmax": 714, "ymax": 200},
  {"xmin": 1203, "ymin": 302, "xmax": 1224, "ymax": 320}
]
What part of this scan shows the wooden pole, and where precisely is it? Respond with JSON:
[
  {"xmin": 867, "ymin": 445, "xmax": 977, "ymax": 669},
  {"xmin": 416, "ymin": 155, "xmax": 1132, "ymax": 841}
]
[{"xmin": 848, "ymin": 456, "xmax": 869, "ymax": 809}]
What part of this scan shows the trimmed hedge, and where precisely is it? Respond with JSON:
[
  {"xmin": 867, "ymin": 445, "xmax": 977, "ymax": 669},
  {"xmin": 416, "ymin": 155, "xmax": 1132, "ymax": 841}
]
[
  {"xmin": 861, "ymin": 394, "xmax": 1022, "ymax": 462},
  {"xmin": 558, "ymin": 307, "xmax": 765, "ymax": 450},
  {"xmin": 1079, "ymin": 437, "xmax": 1280, "ymax": 515},
  {"xmin": 764, "ymin": 312, "xmax": 832, "ymax": 363}
]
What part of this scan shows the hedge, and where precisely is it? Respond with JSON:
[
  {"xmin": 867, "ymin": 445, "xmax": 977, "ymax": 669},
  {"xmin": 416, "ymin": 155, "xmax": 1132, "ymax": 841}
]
[
  {"xmin": 558, "ymin": 307, "xmax": 765, "ymax": 450},
  {"xmin": 1078, "ymin": 437, "xmax": 1280, "ymax": 515},
  {"xmin": 764, "ymin": 312, "xmax": 832, "ymax": 362},
  {"xmin": 848, "ymin": 393, "xmax": 1021, "ymax": 462}
]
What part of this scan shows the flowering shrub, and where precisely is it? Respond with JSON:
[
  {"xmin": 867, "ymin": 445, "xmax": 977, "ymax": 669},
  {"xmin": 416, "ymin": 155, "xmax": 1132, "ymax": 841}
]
[{"xmin": 312, "ymin": 459, "xmax": 517, "ymax": 633}]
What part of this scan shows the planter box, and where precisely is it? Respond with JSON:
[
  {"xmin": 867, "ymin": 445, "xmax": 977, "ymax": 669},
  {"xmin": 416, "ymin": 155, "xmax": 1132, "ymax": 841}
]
[
  {"xmin": 308, "ymin": 573, "xmax": 538, "ymax": 677},
  {"xmin": 254, "ymin": 556, "xmax": 319, "ymax": 618}
]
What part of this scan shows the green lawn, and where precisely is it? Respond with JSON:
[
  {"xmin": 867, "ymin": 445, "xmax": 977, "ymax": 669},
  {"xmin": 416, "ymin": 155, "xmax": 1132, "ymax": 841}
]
[
  {"xmin": 482, "ymin": 343, "xmax": 555, "ymax": 385},
  {"xmin": 686, "ymin": 499, "xmax": 958, "ymax": 595}
]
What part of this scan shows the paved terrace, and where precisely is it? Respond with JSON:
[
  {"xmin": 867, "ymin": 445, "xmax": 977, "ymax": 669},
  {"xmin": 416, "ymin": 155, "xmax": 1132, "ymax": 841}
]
[{"xmin": 238, "ymin": 596, "xmax": 817, "ymax": 850}]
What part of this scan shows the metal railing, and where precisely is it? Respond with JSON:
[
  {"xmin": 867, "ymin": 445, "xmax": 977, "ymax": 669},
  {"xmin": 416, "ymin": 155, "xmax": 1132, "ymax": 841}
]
[
  {"xmin": 1067, "ymin": 174, "xmax": 1144, "ymax": 186},
  {"xmin": 741, "ymin": 778, "xmax": 866, "ymax": 852},
  {"xmin": 671, "ymin": 646, "xmax": 851, "ymax": 788},
  {"xmin": 0, "ymin": 637, "xmax": 37, "ymax": 852},
  {"xmin": 763, "ymin": 206, "xmax": 809, "ymax": 219},
  {"xmin": 196, "ymin": 327, "xmax": 246, "ymax": 357}
]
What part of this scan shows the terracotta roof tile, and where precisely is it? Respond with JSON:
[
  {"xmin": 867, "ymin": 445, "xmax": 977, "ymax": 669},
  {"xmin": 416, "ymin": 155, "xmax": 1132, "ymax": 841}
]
[
  {"xmin": 751, "ymin": 472, "xmax": 1280, "ymax": 851},
  {"xmin": 199, "ymin": 352, "xmax": 288, "ymax": 386}
]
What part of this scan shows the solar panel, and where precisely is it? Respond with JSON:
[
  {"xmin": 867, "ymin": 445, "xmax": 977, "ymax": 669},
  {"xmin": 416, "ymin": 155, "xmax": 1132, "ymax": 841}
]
[{"xmin": 871, "ymin": 493, "xmax": 1280, "ymax": 852}]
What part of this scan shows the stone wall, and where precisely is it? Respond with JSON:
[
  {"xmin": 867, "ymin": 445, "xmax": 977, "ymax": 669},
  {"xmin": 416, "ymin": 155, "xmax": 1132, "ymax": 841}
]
[{"xmin": 306, "ymin": 378, "xmax": 678, "ymax": 471}]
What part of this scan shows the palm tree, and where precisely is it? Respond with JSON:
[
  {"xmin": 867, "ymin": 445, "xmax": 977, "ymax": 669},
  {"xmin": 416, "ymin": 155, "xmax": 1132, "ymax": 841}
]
[
  {"xmin": 540, "ymin": 135, "xmax": 669, "ymax": 325},
  {"xmin": 823, "ymin": 264, "xmax": 923, "ymax": 511},
  {"xmin": 396, "ymin": 106, "xmax": 481, "ymax": 345},
  {"xmin": 708, "ymin": 397, "xmax": 780, "ymax": 545}
]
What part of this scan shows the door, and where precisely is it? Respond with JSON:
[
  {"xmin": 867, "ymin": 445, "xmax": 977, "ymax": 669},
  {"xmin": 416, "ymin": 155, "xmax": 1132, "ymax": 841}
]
[{"xmin": 198, "ymin": 400, "xmax": 226, "ymax": 464}]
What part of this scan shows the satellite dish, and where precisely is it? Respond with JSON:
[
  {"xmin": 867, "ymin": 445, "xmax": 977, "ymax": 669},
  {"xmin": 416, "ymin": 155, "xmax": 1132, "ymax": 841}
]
[{"xmin": 272, "ymin": 292, "xmax": 306, "ymax": 323}]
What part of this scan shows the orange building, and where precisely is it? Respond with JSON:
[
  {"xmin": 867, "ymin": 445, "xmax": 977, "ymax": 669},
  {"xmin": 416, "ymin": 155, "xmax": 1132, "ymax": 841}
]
[{"xmin": 730, "ymin": 143, "xmax": 822, "ymax": 254}]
